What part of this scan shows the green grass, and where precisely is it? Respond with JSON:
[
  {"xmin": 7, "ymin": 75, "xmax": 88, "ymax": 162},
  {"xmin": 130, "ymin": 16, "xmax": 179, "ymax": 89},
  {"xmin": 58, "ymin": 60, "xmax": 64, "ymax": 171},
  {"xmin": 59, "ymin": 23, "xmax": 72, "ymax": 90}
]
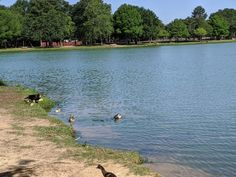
[
  {"xmin": 0, "ymin": 45, "xmax": 124, "ymax": 53},
  {"xmin": 19, "ymin": 145, "xmax": 33, "ymax": 149},
  {"xmin": 35, "ymin": 118, "xmax": 77, "ymax": 147},
  {"xmin": 34, "ymin": 116, "xmax": 152, "ymax": 175},
  {"xmin": 154, "ymin": 39, "xmax": 236, "ymax": 47},
  {"xmin": 11, "ymin": 123, "xmax": 25, "ymax": 136},
  {"xmin": 0, "ymin": 39, "xmax": 235, "ymax": 54},
  {"xmin": 0, "ymin": 44, "xmax": 148, "ymax": 54},
  {"xmin": 0, "ymin": 85, "xmax": 160, "ymax": 176},
  {"xmin": 12, "ymin": 86, "xmax": 56, "ymax": 118}
]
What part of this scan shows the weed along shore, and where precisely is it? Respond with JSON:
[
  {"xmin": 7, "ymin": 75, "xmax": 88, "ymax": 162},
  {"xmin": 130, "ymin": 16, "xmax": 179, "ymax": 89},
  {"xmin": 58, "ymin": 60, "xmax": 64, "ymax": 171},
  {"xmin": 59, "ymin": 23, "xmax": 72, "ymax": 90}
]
[{"xmin": 0, "ymin": 85, "xmax": 161, "ymax": 177}]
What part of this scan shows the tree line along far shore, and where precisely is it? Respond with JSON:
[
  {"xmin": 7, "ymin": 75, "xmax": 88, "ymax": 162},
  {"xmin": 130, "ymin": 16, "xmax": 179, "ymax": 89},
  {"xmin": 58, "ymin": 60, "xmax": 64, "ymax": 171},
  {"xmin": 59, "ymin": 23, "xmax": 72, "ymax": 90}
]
[{"xmin": 0, "ymin": 0, "xmax": 236, "ymax": 48}]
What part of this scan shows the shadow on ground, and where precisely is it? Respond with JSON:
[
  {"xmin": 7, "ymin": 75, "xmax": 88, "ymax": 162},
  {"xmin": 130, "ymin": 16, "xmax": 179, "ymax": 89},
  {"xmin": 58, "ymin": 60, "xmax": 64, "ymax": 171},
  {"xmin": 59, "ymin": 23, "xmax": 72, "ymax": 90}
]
[{"xmin": 0, "ymin": 160, "xmax": 35, "ymax": 177}]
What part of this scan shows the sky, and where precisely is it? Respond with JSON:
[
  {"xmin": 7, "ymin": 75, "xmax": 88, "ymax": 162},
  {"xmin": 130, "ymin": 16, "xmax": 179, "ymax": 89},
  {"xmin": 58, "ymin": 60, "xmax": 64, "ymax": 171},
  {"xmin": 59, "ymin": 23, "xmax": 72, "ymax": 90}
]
[{"xmin": 1, "ymin": 0, "xmax": 236, "ymax": 24}]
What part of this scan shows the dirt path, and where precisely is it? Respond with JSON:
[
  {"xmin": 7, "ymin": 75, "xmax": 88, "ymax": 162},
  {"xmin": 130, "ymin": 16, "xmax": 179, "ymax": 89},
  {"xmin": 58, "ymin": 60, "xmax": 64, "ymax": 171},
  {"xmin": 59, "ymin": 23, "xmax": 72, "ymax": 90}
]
[{"xmin": 0, "ymin": 88, "xmax": 156, "ymax": 177}]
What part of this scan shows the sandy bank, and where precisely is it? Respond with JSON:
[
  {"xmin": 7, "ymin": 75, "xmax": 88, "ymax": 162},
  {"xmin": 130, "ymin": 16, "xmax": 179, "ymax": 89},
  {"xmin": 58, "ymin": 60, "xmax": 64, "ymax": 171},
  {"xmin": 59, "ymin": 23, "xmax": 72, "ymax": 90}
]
[{"xmin": 0, "ymin": 86, "xmax": 160, "ymax": 177}]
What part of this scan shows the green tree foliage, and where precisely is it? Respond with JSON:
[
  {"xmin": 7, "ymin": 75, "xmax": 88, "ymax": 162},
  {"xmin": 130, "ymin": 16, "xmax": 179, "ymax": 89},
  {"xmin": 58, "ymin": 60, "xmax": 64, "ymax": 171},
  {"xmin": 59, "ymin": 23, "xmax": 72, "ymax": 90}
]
[
  {"xmin": 167, "ymin": 19, "xmax": 190, "ymax": 38},
  {"xmin": 209, "ymin": 14, "xmax": 229, "ymax": 38},
  {"xmin": 10, "ymin": 0, "xmax": 29, "ymax": 15},
  {"xmin": 184, "ymin": 17, "xmax": 197, "ymax": 35},
  {"xmin": 71, "ymin": 0, "xmax": 87, "ymax": 40},
  {"xmin": 72, "ymin": 0, "xmax": 113, "ymax": 44},
  {"xmin": 113, "ymin": 4, "xmax": 143, "ymax": 43},
  {"xmin": 185, "ymin": 6, "xmax": 212, "ymax": 36},
  {"xmin": 197, "ymin": 19, "xmax": 213, "ymax": 36},
  {"xmin": 194, "ymin": 27, "xmax": 207, "ymax": 40},
  {"xmin": 10, "ymin": 0, "xmax": 29, "ymax": 45},
  {"xmin": 212, "ymin": 9, "xmax": 236, "ymax": 36},
  {"xmin": 0, "ymin": 5, "xmax": 6, "ymax": 10},
  {"xmin": 0, "ymin": 9, "xmax": 22, "ymax": 47},
  {"xmin": 192, "ymin": 6, "xmax": 207, "ymax": 19},
  {"xmin": 158, "ymin": 29, "xmax": 170, "ymax": 39},
  {"xmin": 135, "ymin": 7, "xmax": 163, "ymax": 41},
  {"xmin": 24, "ymin": 0, "xmax": 74, "ymax": 45}
]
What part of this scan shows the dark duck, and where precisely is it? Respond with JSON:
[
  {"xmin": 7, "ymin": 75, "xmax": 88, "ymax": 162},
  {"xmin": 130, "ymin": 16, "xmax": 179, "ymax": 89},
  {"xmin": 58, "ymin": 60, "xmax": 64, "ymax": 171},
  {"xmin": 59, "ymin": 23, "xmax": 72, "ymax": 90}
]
[{"xmin": 97, "ymin": 164, "xmax": 117, "ymax": 177}]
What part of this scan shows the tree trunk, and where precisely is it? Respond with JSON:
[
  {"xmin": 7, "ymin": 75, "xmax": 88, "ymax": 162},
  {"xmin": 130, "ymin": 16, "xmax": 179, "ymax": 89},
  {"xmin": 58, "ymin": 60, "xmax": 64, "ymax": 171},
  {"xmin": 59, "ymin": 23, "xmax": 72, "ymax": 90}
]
[
  {"xmin": 100, "ymin": 34, "xmax": 103, "ymax": 45},
  {"xmin": 29, "ymin": 41, "xmax": 33, "ymax": 47}
]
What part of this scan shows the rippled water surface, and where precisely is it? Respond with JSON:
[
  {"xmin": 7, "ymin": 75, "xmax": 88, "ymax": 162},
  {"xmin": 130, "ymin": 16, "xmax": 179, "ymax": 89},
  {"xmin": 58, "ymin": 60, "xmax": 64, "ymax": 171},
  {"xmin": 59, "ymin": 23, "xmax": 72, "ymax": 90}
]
[{"xmin": 1, "ymin": 43, "xmax": 236, "ymax": 177}]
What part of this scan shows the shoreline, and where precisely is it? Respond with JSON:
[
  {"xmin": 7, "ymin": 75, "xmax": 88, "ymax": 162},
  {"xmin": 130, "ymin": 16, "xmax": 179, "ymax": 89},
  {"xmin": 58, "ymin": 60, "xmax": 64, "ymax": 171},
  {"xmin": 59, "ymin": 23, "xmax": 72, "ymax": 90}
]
[
  {"xmin": 0, "ymin": 84, "xmax": 160, "ymax": 177},
  {"xmin": 0, "ymin": 39, "xmax": 236, "ymax": 53}
]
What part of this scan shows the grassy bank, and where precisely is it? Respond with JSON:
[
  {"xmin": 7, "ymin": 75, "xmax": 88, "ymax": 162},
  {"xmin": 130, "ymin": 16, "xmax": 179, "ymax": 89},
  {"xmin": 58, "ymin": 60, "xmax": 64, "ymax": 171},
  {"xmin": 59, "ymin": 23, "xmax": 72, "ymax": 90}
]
[
  {"xmin": 0, "ymin": 85, "xmax": 160, "ymax": 177},
  {"xmin": 0, "ymin": 39, "xmax": 236, "ymax": 53},
  {"xmin": 0, "ymin": 44, "xmax": 142, "ymax": 53}
]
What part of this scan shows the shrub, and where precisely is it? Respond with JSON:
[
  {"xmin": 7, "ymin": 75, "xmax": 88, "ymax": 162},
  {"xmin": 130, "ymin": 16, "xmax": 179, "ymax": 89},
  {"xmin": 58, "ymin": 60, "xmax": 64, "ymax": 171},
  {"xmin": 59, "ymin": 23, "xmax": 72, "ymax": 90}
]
[{"xmin": 0, "ymin": 80, "xmax": 6, "ymax": 86}]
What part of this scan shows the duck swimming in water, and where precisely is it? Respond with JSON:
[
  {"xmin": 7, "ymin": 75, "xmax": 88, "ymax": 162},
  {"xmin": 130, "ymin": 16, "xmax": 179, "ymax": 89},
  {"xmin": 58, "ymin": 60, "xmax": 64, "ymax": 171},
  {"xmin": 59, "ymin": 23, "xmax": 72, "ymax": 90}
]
[
  {"xmin": 97, "ymin": 164, "xmax": 117, "ymax": 177},
  {"xmin": 113, "ymin": 113, "xmax": 122, "ymax": 121},
  {"xmin": 68, "ymin": 114, "xmax": 75, "ymax": 125},
  {"xmin": 55, "ymin": 108, "xmax": 61, "ymax": 113}
]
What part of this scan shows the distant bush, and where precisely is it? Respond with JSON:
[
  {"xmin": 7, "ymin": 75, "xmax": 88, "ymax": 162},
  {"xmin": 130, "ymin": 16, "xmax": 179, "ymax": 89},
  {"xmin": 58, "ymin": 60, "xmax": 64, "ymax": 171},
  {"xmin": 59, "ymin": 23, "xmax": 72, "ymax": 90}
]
[{"xmin": 0, "ymin": 80, "xmax": 6, "ymax": 86}]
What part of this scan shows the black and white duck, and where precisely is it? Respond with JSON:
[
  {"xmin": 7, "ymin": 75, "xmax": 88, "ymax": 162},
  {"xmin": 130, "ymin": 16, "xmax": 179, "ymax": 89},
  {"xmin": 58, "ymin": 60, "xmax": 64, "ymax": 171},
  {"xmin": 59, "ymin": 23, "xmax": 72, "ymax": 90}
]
[
  {"xmin": 68, "ymin": 114, "xmax": 75, "ymax": 124},
  {"xmin": 24, "ymin": 93, "xmax": 43, "ymax": 103},
  {"xmin": 113, "ymin": 113, "xmax": 122, "ymax": 121}
]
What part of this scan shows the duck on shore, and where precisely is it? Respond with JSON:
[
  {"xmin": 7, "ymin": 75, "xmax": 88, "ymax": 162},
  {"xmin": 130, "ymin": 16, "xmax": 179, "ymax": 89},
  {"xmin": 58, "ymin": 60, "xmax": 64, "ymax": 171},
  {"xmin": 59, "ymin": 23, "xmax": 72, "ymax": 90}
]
[
  {"xmin": 97, "ymin": 164, "xmax": 117, "ymax": 177},
  {"xmin": 24, "ymin": 93, "xmax": 43, "ymax": 103}
]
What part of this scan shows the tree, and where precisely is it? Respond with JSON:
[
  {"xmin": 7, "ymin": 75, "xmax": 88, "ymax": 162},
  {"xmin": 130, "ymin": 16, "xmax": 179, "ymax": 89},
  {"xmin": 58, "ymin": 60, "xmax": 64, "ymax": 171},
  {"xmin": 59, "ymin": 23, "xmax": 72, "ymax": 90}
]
[
  {"xmin": 197, "ymin": 19, "xmax": 213, "ymax": 36},
  {"xmin": 113, "ymin": 4, "xmax": 143, "ymax": 43},
  {"xmin": 192, "ymin": 6, "xmax": 207, "ymax": 19},
  {"xmin": 167, "ymin": 19, "xmax": 190, "ymax": 39},
  {"xmin": 72, "ymin": 0, "xmax": 113, "ymax": 44},
  {"xmin": 0, "ymin": 5, "xmax": 6, "ymax": 10},
  {"xmin": 10, "ymin": 0, "xmax": 29, "ymax": 15},
  {"xmin": 158, "ymin": 29, "xmax": 170, "ymax": 39},
  {"xmin": 0, "ymin": 9, "xmax": 22, "ymax": 47},
  {"xmin": 10, "ymin": 0, "xmax": 29, "ymax": 46},
  {"xmin": 135, "ymin": 7, "xmax": 163, "ymax": 41},
  {"xmin": 212, "ymin": 9, "xmax": 236, "ymax": 37},
  {"xmin": 185, "ymin": 17, "xmax": 213, "ymax": 37},
  {"xmin": 184, "ymin": 17, "xmax": 197, "ymax": 35},
  {"xmin": 209, "ymin": 14, "xmax": 229, "ymax": 39},
  {"xmin": 185, "ymin": 6, "xmax": 212, "ymax": 37},
  {"xmin": 194, "ymin": 27, "xmax": 207, "ymax": 40},
  {"xmin": 24, "ymin": 0, "xmax": 74, "ymax": 46}
]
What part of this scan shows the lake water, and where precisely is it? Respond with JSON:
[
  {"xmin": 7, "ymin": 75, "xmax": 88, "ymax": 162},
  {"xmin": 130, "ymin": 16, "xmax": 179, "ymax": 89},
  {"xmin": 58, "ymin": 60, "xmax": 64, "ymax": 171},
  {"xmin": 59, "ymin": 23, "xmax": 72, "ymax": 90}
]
[{"xmin": 0, "ymin": 43, "xmax": 236, "ymax": 177}]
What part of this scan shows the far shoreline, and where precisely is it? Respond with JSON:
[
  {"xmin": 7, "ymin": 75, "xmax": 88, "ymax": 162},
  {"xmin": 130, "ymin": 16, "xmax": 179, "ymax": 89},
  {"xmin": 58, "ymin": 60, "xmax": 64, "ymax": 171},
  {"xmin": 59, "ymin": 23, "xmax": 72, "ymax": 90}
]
[{"xmin": 0, "ymin": 39, "xmax": 236, "ymax": 54}]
